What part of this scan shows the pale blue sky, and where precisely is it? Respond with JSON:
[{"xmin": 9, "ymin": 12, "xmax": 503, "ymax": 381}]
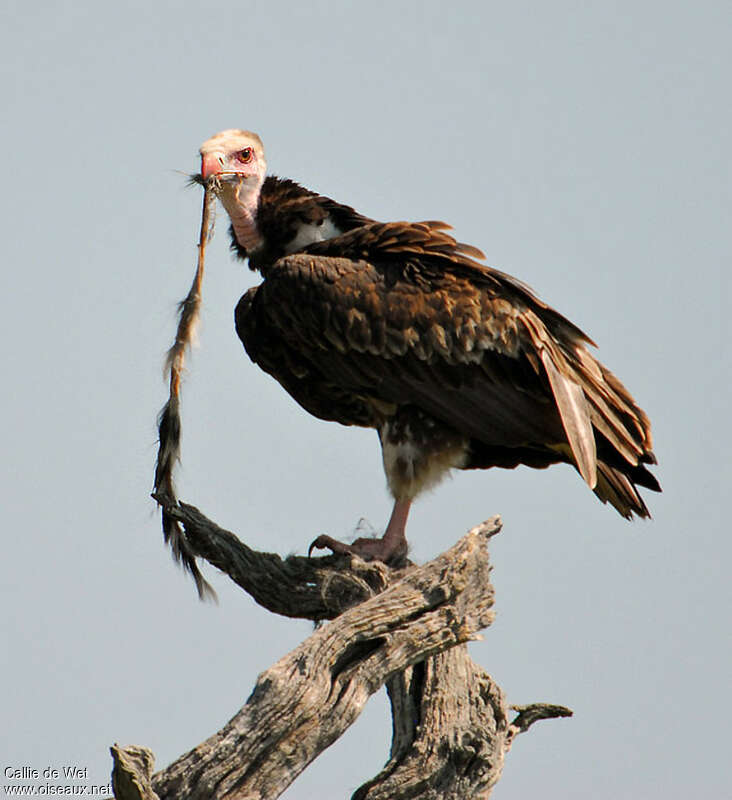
[{"xmin": 1, "ymin": 2, "xmax": 729, "ymax": 798}]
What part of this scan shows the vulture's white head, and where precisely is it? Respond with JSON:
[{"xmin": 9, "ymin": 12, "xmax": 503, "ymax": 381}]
[
  {"xmin": 199, "ymin": 129, "xmax": 266, "ymax": 181},
  {"xmin": 199, "ymin": 129, "xmax": 267, "ymax": 251}
]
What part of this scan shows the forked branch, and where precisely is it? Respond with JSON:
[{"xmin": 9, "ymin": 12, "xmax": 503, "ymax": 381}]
[{"xmin": 112, "ymin": 504, "xmax": 570, "ymax": 799}]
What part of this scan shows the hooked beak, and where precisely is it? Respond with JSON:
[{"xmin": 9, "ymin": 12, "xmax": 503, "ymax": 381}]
[{"xmin": 200, "ymin": 152, "xmax": 224, "ymax": 180}]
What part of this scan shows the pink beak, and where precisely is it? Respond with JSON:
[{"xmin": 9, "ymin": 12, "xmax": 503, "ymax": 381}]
[{"xmin": 200, "ymin": 153, "xmax": 223, "ymax": 180}]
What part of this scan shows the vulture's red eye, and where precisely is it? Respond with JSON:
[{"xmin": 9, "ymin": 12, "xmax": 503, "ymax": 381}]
[{"xmin": 236, "ymin": 147, "xmax": 254, "ymax": 164}]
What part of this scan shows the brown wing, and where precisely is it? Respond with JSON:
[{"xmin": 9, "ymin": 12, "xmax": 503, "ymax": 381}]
[
  {"xmin": 236, "ymin": 222, "xmax": 659, "ymax": 516},
  {"xmin": 235, "ymin": 286, "xmax": 378, "ymax": 428}
]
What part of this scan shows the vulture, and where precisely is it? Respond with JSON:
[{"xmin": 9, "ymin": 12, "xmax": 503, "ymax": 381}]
[{"xmin": 197, "ymin": 129, "xmax": 660, "ymax": 564}]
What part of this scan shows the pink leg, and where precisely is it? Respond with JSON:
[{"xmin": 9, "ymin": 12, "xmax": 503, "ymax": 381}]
[
  {"xmin": 381, "ymin": 499, "xmax": 411, "ymax": 554},
  {"xmin": 309, "ymin": 499, "xmax": 412, "ymax": 565}
]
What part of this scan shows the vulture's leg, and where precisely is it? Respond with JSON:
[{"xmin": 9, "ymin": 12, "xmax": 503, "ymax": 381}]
[{"xmin": 308, "ymin": 499, "xmax": 411, "ymax": 566}]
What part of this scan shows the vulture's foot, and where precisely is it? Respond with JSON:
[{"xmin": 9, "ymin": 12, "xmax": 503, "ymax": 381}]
[
  {"xmin": 308, "ymin": 500, "xmax": 411, "ymax": 566},
  {"xmin": 308, "ymin": 533, "xmax": 408, "ymax": 566}
]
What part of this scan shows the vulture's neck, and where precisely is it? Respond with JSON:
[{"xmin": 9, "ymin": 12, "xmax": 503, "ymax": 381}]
[{"xmin": 217, "ymin": 177, "xmax": 263, "ymax": 253}]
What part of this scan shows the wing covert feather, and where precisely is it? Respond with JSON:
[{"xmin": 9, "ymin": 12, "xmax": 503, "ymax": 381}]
[{"xmin": 256, "ymin": 253, "xmax": 567, "ymax": 450}]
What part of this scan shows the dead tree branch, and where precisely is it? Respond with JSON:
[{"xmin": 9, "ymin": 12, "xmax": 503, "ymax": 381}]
[{"xmin": 113, "ymin": 503, "xmax": 570, "ymax": 799}]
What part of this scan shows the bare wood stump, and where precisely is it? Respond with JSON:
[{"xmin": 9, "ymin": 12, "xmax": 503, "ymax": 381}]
[{"xmin": 111, "ymin": 502, "xmax": 571, "ymax": 799}]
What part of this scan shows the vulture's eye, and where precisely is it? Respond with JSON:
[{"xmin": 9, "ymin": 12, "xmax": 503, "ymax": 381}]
[{"xmin": 236, "ymin": 147, "xmax": 254, "ymax": 164}]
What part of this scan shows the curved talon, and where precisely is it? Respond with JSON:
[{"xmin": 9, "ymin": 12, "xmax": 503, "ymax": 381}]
[
  {"xmin": 307, "ymin": 536, "xmax": 324, "ymax": 558},
  {"xmin": 307, "ymin": 534, "xmax": 408, "ymax": 565},
  {"xmin": 308, "ymin": 534, "xmax": 354, "ymax": 558}
]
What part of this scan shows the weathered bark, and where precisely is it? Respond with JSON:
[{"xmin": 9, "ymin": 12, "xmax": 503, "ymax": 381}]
[
  {"xmin": 110, "ymin": 745, "xmax": 157, "ymax": 800},
  {"xmin": 111, "ymin": 502, "xmax": 570, "ymax": 799},
  {"xmin": 149, "ymin": 497, "xmax": 400, "ymax": 620}
]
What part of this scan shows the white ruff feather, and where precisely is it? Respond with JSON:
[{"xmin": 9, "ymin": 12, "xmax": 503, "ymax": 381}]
[{"xmin": 285, "ymin": 219, "xmax": 343, "ymax": 254}]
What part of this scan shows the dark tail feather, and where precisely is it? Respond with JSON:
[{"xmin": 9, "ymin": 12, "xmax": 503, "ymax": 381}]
[{"xmin": 594, "ymin": 460, "xmax": 660, "ymax": 520}]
